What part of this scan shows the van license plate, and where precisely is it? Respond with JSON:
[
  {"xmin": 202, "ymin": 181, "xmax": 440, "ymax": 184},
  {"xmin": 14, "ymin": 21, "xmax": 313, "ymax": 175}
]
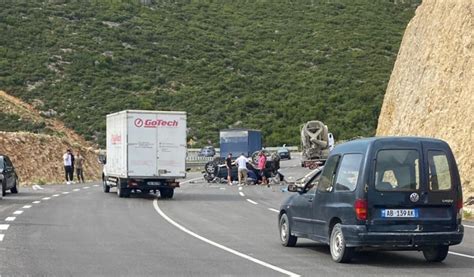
[
  {"xmin": 381, "ymin": 209, "xmax": 418, "ymax": 218},
  {"xmin": 148, "ymin": 182, "xmax": 161, "ymax": 186}
]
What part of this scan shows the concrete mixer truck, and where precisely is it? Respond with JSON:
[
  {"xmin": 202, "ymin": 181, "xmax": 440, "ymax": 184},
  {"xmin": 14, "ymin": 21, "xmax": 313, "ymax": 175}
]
[{"xmin": 300, "ymin": 120, "xmax": 334, "ymax": 169}]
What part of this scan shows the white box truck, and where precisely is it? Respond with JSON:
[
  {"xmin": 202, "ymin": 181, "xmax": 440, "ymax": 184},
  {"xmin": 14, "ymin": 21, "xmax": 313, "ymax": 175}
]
[{"xmin": 102, "ymin": 110, "xmax": 187, "ymax": 198}]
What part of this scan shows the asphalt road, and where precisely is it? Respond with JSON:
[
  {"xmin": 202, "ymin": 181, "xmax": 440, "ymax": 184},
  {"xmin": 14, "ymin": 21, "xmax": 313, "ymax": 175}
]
[{"xmin": 1, "ymin": 156, "xmax": 473, "ymax": 276}]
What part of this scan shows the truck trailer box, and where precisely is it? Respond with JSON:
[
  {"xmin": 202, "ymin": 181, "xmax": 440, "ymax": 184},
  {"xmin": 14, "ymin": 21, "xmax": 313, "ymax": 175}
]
[
  {"xmin": 105, "ymin": 110, "xmax": 187, "ymax": 195},
  {"xmin": 219, "ymin": 129, "xmax": 262, "ymax": 158}
]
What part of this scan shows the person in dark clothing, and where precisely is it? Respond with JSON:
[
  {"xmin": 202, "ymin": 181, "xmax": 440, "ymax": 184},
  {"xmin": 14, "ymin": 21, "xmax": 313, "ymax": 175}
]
[
  {"xmin": 226, "ymin": 153, "xmax": 233, "ymax": 185},
  {"xmin": 70, "ymin": 150, "xmax": 75, "ymax": 182}
]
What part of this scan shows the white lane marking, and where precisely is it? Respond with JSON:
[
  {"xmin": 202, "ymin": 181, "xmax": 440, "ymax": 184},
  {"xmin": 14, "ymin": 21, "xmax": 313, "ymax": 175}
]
[
  {"xmin": 238, "ymin": 187, "xmax": 243, "ymax": 191},
  {"xmin": 5, "ymin": 217, "xmax": 16, "ymax": 222},
  {"xmin": 93, "ymin": 184, "xmax": 99, "ymax": 187},
  {"xmin": 32, "ymin": 201, "xmax": 41, "ymax": 204},
  {"xmin": 152, "ymin": 200, "xmax": 300, "ymax": 277},
  {"xmin": 239, "ymin": 192, "xmax": 245, "ymax": 197},
  {"xmin": 13, "ymin": 211, "xmax": 23, "ymax": 215},
  {"xmin": 23, "ymin": 205, "xmax": 32, "ymax": 209},
  {"xmin": 42, "ymin": 197, "xmax": 51, "ymax": 200},
  {"xmin": 32, "ymin": 185, "xmax": 44, "ymax": 190},
  {"xmin": 268, "ymin": 208, "xmax": 279, "ymax": 213},
  {"xmin": 246, "ymin": 199, "xmax": 258, "ymax": 205},
  {"xmin": 449, "ymin": 251, "xmax": 474, "ymax": 259},
  {"xmin": 83, "ymin": 186, "xmax": 90, "ymax": 189},
  {"xmin": 52, "ymin": 194, "xmax": 60, "ymax": 197},
  {"xmin": 0, "ymin": 234, "xmax": 4, "ymax": 241},
  {"xmin": 219, "ymin": 187, "xmax": 226, "ymax": 190},
  {"xmin": 73, "ymin": 189, "xmax": 80, "ymax": 192},
  {"xmin": 0, "ymin": 224, "xmax": 9, "ymax": 230},
  {"xmin": 464, "ymin": 224, "xmax": 474, "ymax": 229},
  {"xmin": 180, "ymin": 177, "xmax": 204, "ymax": 185},
  {"xmin": 62, "ymin": 192, "xmax": 70, "ymax": 195}
]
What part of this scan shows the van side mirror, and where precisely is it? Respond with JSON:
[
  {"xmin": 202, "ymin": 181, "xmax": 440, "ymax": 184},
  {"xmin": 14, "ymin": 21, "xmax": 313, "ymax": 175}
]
[
  {"xmin": 288, "ymin": 184, "xmax": 297, "ymax": 192},
  {"xmin": 288, "ymin": 183, "xmax": 304, "ymax": 193}
]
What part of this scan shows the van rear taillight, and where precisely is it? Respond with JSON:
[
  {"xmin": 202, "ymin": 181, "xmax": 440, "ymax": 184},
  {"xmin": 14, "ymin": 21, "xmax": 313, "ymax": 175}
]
[
  {"xmin": 354, "ymin": 199, "xmax": 368, "ymax": 221},
  {"xmin": 457, "ymin": 196, "xmax": 463, "ymax": 220}
]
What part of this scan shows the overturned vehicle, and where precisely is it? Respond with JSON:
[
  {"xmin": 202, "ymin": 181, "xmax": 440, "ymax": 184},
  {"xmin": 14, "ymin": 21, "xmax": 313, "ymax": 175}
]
[{"xmin": 203, "ymin": 150, "xmax": 282, "ymax": 183}]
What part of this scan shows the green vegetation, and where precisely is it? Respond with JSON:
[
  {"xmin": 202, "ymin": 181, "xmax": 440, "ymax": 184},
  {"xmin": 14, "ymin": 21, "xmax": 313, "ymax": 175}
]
[
  {"xmin": 0, "ymin": 0, "xmax": 420, "ymax": 147},
  {"xmin": 0, "ymin": 112, "xmax": 47, "ymax": 134},
  {"xmin": 465, "ymin": 210, "xmax": 473, "ymax": 220}
]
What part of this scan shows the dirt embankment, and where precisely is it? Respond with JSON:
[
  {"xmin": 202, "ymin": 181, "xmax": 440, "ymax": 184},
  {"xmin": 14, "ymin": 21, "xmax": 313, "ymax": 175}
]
[
  {"xmin": 0, "ymin": 90, "xmax": 102, "ymax": 184},
  {"xmin": 377, "ymin": 0, "xmax": 473, "ymax": 198}
]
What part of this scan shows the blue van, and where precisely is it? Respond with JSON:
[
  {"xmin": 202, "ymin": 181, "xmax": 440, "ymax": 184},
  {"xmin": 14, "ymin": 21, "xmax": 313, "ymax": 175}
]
[{"xmin": 279, "ymin": 137, "xmax": 464, "ymax": 263}]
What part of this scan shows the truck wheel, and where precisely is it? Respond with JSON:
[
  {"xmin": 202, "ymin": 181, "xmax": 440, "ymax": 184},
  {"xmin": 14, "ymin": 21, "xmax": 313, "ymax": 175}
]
[
  {"xmin": 11, "ymin": 180, "xmax": 18, "ymax": 194},
  {"xmin": 160, "ymin": 188, "xmax": 174, "ymax": 199},
  {"xmin": 279, "ymin": 213, "xmax": 297, "ymax": 247},
  {"xmin": 423, "ymin": 245, "xmax": 449, "ymax": 262},
  {"xmin": 117, "ymin": 180, "xmax": 130, "ymax": 198},
  {"xmin": 103, "ymin": 177, "xmax": 110, "ymax": 193},
  {"xmin": 330, "ymin": 223, "xmax": 354, "ymax": 263}
]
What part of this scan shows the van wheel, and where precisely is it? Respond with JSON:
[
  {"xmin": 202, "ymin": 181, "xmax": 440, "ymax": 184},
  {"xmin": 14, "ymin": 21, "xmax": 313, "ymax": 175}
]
[
  {"xmin": 330, "ymin": 223, "xmax": 354, "ymax": 263},
  {"xmin": 279, "ymin": 213, "xmax": 297, "ymax": 247},
  {"xmin": 1, "ymin": 181, "xmax": 6, "ymax": 196},
  {"xmin": 11, "ymin": 180, "xmax": 18, "ymax": 194},
  {"xmin": 103, "ymin": 177, "xmax": 110, "ymax": 193},
  {"xmin": 422, "ymin": 245, "xmax": 449, "ymax": 262}
]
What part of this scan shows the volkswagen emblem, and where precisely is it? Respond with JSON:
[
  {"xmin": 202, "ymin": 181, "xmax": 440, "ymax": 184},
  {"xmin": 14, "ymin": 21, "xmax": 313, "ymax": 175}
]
[{"xmin": 410, "ymin": 193, "xmax": 420, "ymax": 203}]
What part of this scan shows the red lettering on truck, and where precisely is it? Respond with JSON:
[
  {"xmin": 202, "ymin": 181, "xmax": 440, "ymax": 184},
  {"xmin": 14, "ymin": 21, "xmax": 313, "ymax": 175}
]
[
  {"xmin": 111, "ymin": 134, "xmax": 122, "ymax": 144},
  {"xmin": 134, "ymin": 118, "xmax": 178, "ymax": 128}
]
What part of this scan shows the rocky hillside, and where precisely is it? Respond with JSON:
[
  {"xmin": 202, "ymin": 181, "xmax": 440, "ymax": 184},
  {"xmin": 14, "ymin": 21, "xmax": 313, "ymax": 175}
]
[
  {"xmin": 377, "ymin": 0, "xmax": 473, "ymax": 197},
  {"xmin": 0, "ymin": 90, "xmax": 101, "ymax": 185}
]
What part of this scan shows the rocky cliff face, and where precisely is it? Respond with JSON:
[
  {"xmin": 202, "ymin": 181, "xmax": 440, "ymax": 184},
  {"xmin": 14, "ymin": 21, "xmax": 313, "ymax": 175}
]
[
  {"xmin": 0, "ymin": 132, "xmax": 102, "ymax": 184},
  {"xmin": 377, "ymin": 0, "xmax": 473, "ymax": 197},
  {"xmin": 0, "ymin": 90, "xmax": 101, "ymax": 185}
]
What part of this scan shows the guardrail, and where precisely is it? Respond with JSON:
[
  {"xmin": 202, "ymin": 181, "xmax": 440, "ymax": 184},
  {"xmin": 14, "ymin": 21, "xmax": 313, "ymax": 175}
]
[{"xmin": 185, "ymin": 146, "xmax": 299, "ymax": 168}]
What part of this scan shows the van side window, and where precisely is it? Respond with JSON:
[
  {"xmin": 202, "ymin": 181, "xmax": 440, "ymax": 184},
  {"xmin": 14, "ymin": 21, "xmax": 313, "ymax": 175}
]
[
  {"xmin": 428, "ymin": 151, "xmax": 452, "ymax": 191},
  {"xmin": 335, "ymin": 154, "xmax": 363, "ymax": 192},
  {"xmin": 318, "ymin": 155, "xmax": 340, "ymax": 192},
  {"xmin": 375, "ymin": 150, "xmax": 420, "ymax": 191}
]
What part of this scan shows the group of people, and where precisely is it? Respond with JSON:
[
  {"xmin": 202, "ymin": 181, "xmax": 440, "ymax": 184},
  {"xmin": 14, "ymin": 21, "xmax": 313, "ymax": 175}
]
[
  {"xmin": 225, "ymin": 151, "xmax": 269, "ymax": 187},
  {"xmin": 63, "ymin": 149, "xmax": 85, "ymax": 184}
]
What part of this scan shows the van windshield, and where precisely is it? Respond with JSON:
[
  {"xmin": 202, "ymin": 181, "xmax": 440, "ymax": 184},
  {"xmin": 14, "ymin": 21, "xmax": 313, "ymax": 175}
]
[{"xmin": 375, "ymin": 149, "xmax": 420, "ymax": 191}]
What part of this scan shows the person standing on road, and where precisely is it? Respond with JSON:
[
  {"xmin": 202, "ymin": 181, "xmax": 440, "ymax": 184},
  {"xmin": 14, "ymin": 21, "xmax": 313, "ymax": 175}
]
[
  {"xmin": 235, "ymin": 153, "xmax": 249, "ymax": 185},
  {"xmin": 70, "ymin": 149, "xmax": 75, "ymax": 183},
  {"xmin": 257, "ymin": 151, "xmax": 268, "ymax": 186},
  {"xmin": 63, "ymin": 149, "xmax": 73, "ymax": 184},
  {"xmin": 226, "ymin": 153, "xmax": 233, "ymax": 185},
  {"xmin": 75, "ymin": 150, "xmax": 85, "ymax": 183}
]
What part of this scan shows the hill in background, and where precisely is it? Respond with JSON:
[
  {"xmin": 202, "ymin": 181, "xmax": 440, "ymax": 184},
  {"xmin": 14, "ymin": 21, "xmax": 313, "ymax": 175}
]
[{"xmin": 0, "ymin": 0, "xmax": 419, "ymax": 147}]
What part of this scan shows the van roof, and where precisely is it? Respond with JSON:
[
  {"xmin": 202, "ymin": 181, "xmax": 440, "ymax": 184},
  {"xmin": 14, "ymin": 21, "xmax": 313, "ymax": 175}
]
[{"xmin": 332, "ymin": 136, "xmax": 449, "ymax": 155}]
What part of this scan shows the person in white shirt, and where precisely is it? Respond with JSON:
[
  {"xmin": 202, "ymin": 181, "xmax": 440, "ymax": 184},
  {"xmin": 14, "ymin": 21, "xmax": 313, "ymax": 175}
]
[
  {"xmin": 63, "ymin": 149, "xmax": 73, "ymax": 184},
  {"xmin": 234, "ymin": 153, "xmax": 250, "ymax": 185}
]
